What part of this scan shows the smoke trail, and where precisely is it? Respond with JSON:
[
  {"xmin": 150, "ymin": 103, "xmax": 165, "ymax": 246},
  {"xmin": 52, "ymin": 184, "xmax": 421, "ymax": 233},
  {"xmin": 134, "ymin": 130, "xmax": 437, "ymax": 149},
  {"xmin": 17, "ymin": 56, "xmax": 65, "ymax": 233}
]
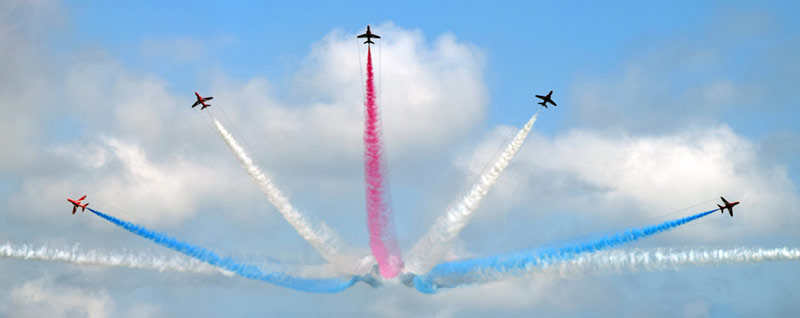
[
  {"xmin": 405, "ymin": 112, "xmax": 539, "ymax": 275},
  {"xmin": 0, "ymin": 242, "xmax": 225, "ymax": 275},
  {"xmin": 412, "ymin": 208, "xmax": 715, "ymax": 293},
  {"xmin": 211, "ymin": 117, "xmax": 374, "ymax": 275},
  {"xmin": 88, "ymin": 208, "xmax": 365, "ymax": 293},
  {"xmin": 540, "ymin": 247, "xmax": 800, "ymax": 277},
  {"xmin": 363, "ymin": 46, "xmax": 403, "ymax": 278},
  {"xmin": 0, "ymin": 241, "xmax": 353, "ymax": 279}
]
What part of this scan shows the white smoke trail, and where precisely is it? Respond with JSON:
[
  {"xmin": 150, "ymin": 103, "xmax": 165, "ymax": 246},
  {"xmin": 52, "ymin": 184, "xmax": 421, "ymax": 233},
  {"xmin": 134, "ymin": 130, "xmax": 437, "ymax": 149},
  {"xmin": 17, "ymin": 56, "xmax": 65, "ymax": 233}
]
[
  {"xmin": 211, "ymin": 118, "xmax": 375, "ymax": 275},
  {"xmin": 0, "ymin": 242, "xmax": 227, "ymax": 275},
  {"xmin": 0, "ymin": 241, "xmax": 365, "ymax": 279},
  {"xmin": 406, "ymin": 113, "xmax": 539, "ymax": 274},
  {"xmin": 542, "ymin": 247, "xmax": 800, "ymax": 277},
  {"xmin": 424, "ymin": 247, "xmax": 800, "ymax": 291}
]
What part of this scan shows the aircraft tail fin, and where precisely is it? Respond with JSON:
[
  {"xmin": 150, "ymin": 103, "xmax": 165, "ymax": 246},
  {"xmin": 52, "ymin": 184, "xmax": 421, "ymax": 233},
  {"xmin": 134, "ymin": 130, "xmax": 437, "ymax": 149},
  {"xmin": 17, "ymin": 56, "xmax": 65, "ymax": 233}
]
[{"xmin": 718, "ymin": 204, "xmax": 724, "ymax": 213}]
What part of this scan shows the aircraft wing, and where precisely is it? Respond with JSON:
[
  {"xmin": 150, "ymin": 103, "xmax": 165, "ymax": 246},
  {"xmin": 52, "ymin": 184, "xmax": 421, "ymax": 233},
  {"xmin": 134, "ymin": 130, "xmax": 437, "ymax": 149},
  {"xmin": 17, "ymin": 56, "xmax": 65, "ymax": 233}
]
[
  {"xmin": 192, "ymin": 101, "xmax": 201, "ymax": 107},
  {"xmin": 550, "ymin": 100, "xmax": 557, "ymax": 106},
  {"xmin": 78, "ymin": 195, "xmax": 86, "ymax": 201},
  {"xmin": 357, "ymin": 33, "xmax": 368, "ymax": 38},
  {"xmin": 535, "ymin": 95, "xmax": 545, "ymax": 99},
  {"xmin": 721, "ymin": 196, "xmax": 729, "ymax": 205},
  {"xmin": 372, "ymin": 34, "xmax": 381, "ymax": 39},
  {"xmin": 204, "ymin": 97, "xmax": 214, "ymax": 101},
  {"xmin": 72, "ymin": 206, "xmax": 77, "ymax": 214}
]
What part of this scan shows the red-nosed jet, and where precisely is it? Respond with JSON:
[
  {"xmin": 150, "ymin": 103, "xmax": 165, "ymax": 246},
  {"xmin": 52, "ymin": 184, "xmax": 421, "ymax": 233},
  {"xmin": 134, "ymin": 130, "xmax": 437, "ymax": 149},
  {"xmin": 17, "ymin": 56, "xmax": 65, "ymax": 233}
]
[
  {"xmin": 67, "ymin": 195, "xmax": 89, "ymax": 215},
  {"xmin": 192, "ymin": 91, "xmax": 213, "ymax": 110},
  {"xmin": 357, "ymin": 25, "xmax": 381, "ymax": 45},
  {"xmin": 718, "ymin": 196, "xmax": 740, "ymax": 217},
  {"xmin": 535, "ymin": 90, "xmax": 557, "ymax": 108}
]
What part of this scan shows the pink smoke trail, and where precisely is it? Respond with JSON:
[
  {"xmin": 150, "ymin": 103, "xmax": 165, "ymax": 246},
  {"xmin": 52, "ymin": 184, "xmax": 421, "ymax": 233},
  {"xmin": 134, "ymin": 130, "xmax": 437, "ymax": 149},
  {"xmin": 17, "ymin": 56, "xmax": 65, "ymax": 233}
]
[{"xmin": 364, "ymin": 46, "xmax": 403, "ymax": 278}]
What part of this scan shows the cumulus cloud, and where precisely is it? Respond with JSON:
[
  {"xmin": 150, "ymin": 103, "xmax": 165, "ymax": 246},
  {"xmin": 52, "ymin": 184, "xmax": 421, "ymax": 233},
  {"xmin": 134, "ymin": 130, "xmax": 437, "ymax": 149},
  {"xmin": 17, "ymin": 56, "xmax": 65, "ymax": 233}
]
[
  {"xmin": 2, "ymin": 280, "xmax": 115, "ymax": 318},
  {"xmin": 455, "ymin": 123, "xmax": 800, "ymax": 248},
  {"xmin": 0, "ymin": 278, "xmax": 163, "ymax": 318},
  {"xmin": 367, "ymin": 274, "xmax": 620, "ymax": 317},
  {"xmin": 207, "ymin": 23, "xmax": 487, "ymax": 176},
  {"xmin": 0, "ymin": 0, "xmax": 64, "ymax": 174},
  {"xmin": 1, "ymin": 16, "xmax": 488, "ymax": 229},
  {"xmin": 4, "ymin": 134, "xmax": 245, "ymax": 228}
]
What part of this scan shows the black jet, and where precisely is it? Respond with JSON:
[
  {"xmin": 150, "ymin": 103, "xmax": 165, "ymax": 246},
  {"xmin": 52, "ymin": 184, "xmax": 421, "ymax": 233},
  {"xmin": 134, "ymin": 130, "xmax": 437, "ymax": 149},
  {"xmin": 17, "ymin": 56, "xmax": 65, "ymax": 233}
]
[
  {"xmin": 357, "ymin": 25, "xmax": 381, "ymax": 45},
  {"xmin": 718, "ymin": 196, "xmax": 740, "ymax": 217},
  {"xmin": 535, "ymin": 90, "xmax": 557, "ymax": 108}
]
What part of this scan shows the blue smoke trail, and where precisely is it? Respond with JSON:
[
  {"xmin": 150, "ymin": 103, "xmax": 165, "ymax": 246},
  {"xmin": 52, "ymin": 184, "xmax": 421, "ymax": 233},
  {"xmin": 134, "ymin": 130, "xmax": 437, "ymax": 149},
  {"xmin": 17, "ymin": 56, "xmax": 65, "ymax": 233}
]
[
  {"xmin": 411, "ymin": 209, "xmax": 716, "ymax": 294},
  {"xmin": 89, "ymin": 208, "xmax": 368, "ymax": 293}
]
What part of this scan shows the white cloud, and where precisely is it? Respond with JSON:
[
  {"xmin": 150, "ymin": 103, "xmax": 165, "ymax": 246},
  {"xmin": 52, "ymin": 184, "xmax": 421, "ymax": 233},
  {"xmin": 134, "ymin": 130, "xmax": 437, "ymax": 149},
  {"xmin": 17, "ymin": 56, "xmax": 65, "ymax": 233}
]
[
  {"xmin": 459, "ymin": 123, "xmax": 800, "ymax": 244},
  {"xmin": 2, "ymin": 280, "xmax": 115, "ymax": 318},
  {"xmin": 0, "ymin": 0, "xmax": 64, "ymax": 174},
  {"xmin": 13, "ymin": 136, "xmax": 241, "ymax": 226},
  {"xmin": 208, "ymin": 23, "xmax": 487, "ymax": 175},
  {"xmin": 1, "ymin": 278, "xmax": 163, "ymax": 318},
  {"xmin": 1, "ymin": 18, "xmax": 488, "ymax": 228},
  {"xmin": 366, "ymin": 273, "xmax": 622, "ymax": 317}
]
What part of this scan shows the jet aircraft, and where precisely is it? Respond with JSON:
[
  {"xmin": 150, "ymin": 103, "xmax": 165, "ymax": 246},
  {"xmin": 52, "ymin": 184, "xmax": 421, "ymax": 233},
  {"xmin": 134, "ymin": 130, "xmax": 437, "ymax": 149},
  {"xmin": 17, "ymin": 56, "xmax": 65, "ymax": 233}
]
[
  {"xmin": 718, "ymin": 196, "xmax": 740, "ymax": 217},
  {"xmin": 535, "ymin": 90, "xmax": 557, "ymax": 108},
  {"xmin": 357, "ymin": 25, "xmax": 381, "ymax": 45},
  {"xmin": 192, "ymin": 91, "xmax": 213, "ymax": 110},
  {"xmin": 67, "ymin": 195, "xmax": 89, "ymax": 215}
]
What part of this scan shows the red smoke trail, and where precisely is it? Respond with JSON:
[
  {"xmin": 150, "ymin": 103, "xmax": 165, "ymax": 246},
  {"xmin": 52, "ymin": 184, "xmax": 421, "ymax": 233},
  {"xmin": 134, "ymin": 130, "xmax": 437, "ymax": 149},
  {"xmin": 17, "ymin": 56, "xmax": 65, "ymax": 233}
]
[{"xmin": 364, "ymin": 46, "xmax": 403, "ymax": 278}]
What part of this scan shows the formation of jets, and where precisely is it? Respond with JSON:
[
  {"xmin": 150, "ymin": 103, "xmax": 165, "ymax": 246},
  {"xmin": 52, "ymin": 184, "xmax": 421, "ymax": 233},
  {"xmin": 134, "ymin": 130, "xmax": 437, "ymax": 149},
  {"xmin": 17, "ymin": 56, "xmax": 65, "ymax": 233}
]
[
  {"xmin": 75, "ymin": 25, "xmax": 743, "ymax": 225},
  {"xmin": 191, "ymin": 91, "xmax": 213, "ymax": 110},
  {"xmin": 67, "ymin": 195, "xmax": 89, "ymax": 214}
]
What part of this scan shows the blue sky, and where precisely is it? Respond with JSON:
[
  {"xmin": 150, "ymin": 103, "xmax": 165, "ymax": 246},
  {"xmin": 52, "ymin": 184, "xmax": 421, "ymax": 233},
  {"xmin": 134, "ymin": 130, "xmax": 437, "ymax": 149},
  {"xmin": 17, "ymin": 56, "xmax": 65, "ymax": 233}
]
[{"xmin": 1, "ymin": 0, "xmax": 799, "ymax": 316}]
